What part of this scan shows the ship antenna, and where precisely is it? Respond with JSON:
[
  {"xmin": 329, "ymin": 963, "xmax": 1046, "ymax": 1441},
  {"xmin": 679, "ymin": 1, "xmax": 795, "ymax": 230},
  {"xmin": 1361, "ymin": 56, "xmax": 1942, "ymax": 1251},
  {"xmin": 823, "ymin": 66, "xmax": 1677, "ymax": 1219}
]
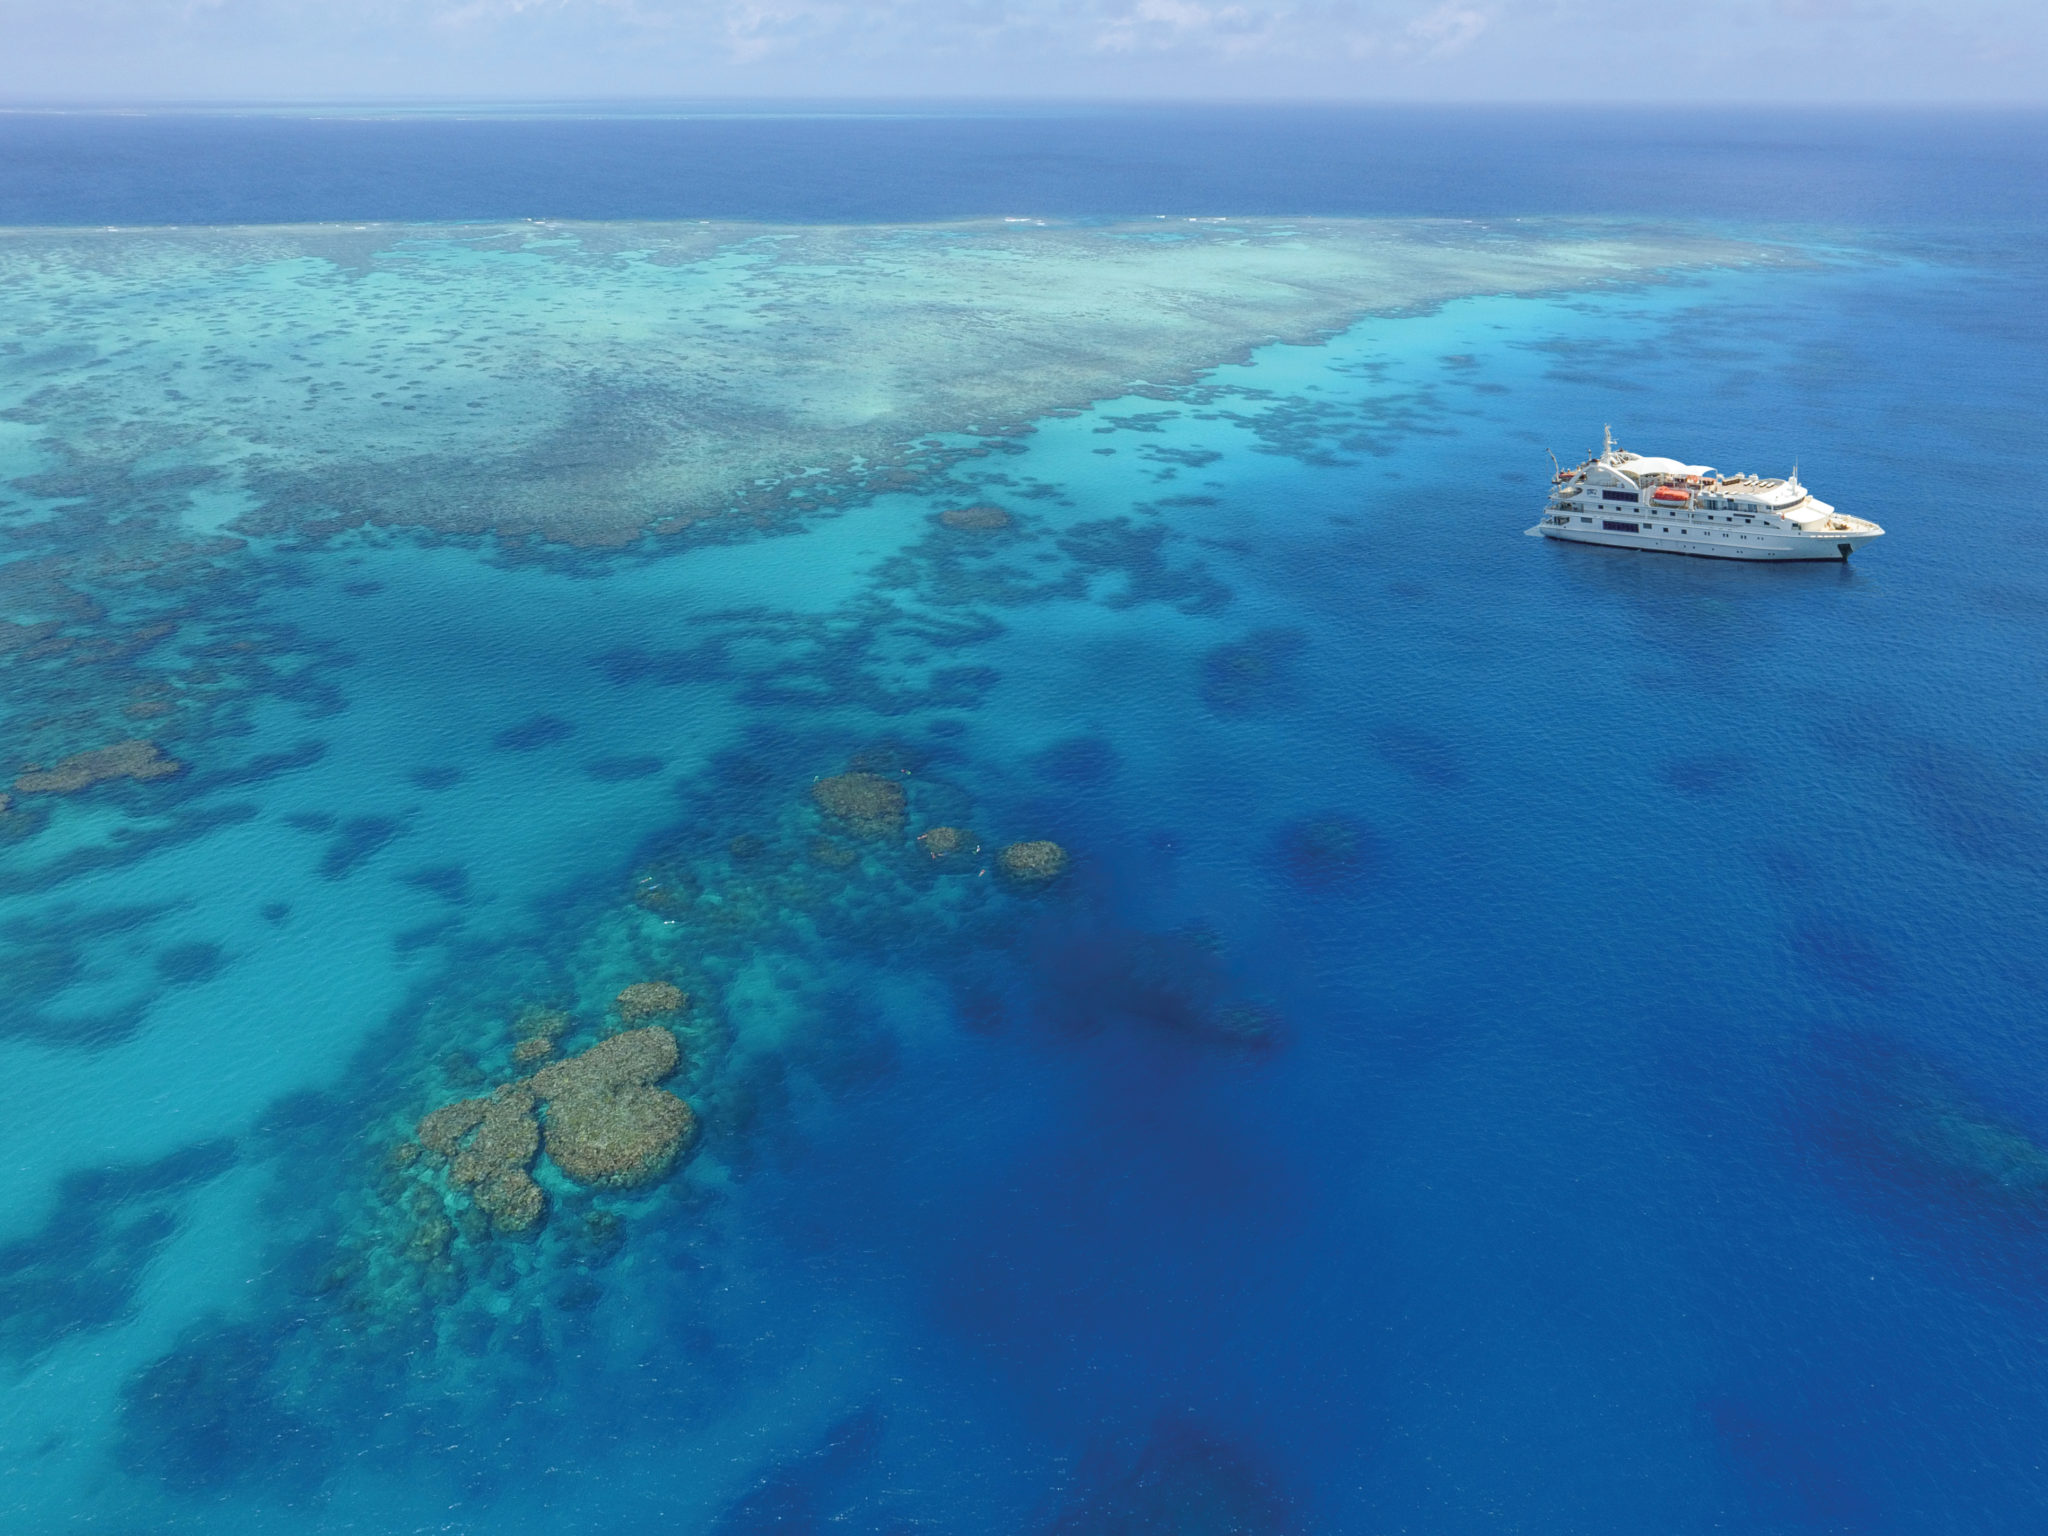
[
  {"xmin": 1602, "ymin": 424, "xmax": 1615, "ymax": 459},
  {"xmin": 1547, "ymin": 448, "xmax": 1560, "ymax": 475}
]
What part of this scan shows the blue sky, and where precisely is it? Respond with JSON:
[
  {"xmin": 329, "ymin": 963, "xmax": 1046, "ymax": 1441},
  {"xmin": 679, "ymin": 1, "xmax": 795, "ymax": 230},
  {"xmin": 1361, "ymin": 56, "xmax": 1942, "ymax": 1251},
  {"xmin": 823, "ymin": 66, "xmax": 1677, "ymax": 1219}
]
[{"xmin": 1, "ymin": 0, "xmax": 2041, "ymax": 103}]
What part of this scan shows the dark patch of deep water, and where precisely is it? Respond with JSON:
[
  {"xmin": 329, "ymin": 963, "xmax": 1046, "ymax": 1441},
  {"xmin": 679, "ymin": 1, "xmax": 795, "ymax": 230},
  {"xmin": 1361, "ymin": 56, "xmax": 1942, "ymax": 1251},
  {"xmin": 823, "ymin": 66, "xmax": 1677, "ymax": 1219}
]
[{"xmin": 3, "ymin": 115, "xmax": 2048, "ymax": 1536}]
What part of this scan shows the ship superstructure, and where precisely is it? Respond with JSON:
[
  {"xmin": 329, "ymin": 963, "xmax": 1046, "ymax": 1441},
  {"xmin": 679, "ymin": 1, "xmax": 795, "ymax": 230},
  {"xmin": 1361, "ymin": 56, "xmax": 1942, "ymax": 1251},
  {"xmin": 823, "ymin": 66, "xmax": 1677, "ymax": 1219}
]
[{"xmin": 1527, "ymin": 429, "xmax": 1882, "ymax": 561}]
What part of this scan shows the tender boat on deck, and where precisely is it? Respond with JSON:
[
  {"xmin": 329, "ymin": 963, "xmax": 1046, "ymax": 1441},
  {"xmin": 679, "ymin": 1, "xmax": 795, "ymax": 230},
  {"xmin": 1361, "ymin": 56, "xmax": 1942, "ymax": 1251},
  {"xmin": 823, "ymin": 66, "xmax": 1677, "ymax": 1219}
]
[{"xmin": 1527, "ymin": 429, "xmax": 1882, "ymax": 561}]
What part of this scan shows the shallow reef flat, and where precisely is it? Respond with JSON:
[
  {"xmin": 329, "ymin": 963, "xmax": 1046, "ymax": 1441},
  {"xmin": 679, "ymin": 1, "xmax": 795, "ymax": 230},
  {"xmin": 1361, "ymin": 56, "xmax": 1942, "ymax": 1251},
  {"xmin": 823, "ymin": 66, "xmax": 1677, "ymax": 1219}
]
[{"xmin": 0, "ymin": 217, "xmax": 1783, "ymax": 545}]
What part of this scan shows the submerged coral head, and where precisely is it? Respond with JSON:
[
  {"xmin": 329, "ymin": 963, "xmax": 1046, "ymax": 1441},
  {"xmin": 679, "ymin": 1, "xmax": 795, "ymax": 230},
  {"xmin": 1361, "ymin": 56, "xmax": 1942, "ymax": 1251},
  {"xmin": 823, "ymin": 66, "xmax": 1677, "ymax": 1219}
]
[
  {"xmin": 813, "ymin": 771, "xmax": 907, "ymax": 840},
  {"xmin": 414, "ymin": 1085, "xmax": 548, "ymax": 1235},
  {"xmin": 810, "ymin": 836, "xmax": 859, "ymax": 869},
  {"xmin": 616, "ymin": 980, "xmax": 688, "ymax": 1023},
  {"xmin": 1274, "ymin": 812, "xmax": 1377, "ymax": 887},
  {"xmin": 1048, "ymin": 1415, "xmax": 1299, "ymax": 1536},
  {"xmin": 531, "ymin": 1026, "xmax": 695, "ymax": 1189},
  {"xmin": 918, "ymin": 825, "xmax": 981, "ymax": 865},
  {"xmin": 448, "ymin": 1088, "xmax": 539, "ymax": 1188},
  {"xmin": 416, "ymin": 1098, "xmax": 488, "ymax": 1157},
  {"xmin": 545, "ymin": 1086, "xmax": 694, "ymax": 1189},
  {"xmin": 940, "ymin": 503, "xmax": 1013, "ymax": 532},
  {"xmin": 515, "ymin": 1006, "xmax": 572, "ymax": 1041},
  {"xmin": 14, "ymin": 739, "xmax": 182, "ymax": 794},
  {"xmin": 529, "ymin": 1027, "xmax": 681, "ymax": 1097},
  {"xmin": 474, "ymin": 1168, "xmax": 545, "ymax": 1233},
  {"xmin": 510, "ymin": 1006, "xmax": 572, "ymax": 1064},
  {"xmin": 999, "ymin": 840, "xmax": 1069, "ymax": 884}
]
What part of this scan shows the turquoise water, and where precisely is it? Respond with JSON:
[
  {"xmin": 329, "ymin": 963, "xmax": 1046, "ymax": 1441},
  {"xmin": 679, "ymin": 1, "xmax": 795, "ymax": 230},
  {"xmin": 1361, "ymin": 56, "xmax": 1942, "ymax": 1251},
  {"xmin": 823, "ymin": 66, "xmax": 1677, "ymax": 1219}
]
[{"xmin": 4, "ymin": 208, "xmax": 2048, "ymax": 1533}]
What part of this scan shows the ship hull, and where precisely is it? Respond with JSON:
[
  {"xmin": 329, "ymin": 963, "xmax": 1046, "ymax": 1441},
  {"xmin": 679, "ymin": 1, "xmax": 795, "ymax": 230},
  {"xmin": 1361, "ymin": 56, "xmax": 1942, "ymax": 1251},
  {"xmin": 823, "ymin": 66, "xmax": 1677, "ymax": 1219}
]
[{"xmin": 1525, "ymin": 523, "xmax": 1878, "ymax": 562}]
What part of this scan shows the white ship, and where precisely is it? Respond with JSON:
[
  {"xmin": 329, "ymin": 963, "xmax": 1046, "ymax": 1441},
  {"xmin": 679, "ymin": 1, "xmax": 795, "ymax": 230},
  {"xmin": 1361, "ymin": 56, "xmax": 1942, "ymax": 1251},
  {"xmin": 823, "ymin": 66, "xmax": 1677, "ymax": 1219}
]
[{"xmin": 1527, "ymin": 430, "xmax": 1882, "ymax": 561}]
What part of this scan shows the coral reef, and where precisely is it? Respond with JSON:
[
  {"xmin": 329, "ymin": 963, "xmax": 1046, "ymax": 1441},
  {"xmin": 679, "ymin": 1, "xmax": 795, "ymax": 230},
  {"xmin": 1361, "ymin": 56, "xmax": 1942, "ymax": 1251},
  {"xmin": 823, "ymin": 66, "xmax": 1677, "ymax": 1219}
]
[
  {"xmin": 543, "ymin": 1086, "xmax": 694, "ymax": 1190},
  {"xmin": 1200, "ymin": 629, "xmax": 1306, "ymax": 713},
  {"xmin": 412, "ymin": 1027, "xmax": 693, "ymax": 1228},
  {"xmin": 1045, "ymin": 1418, "xmax": 1299, "ymax": 1536},
  {"xmin": 917, "ymin": 826, "xmax": 981, "ymax": 866},
  {"xmin": 711, "ymin": 1408, "xmax": 887, "ymax": 1531},
  {"xmin": 415, "ymin": 1085, "xmax": 546, "ymax": 1234},
  {"xmin": 939, "ymin": 503, "xmax": 1014, "ymax": 531},
  {"xmin": 1034, "ymin": 923, "xmax": 1282, "ymax": 1050},
  {"xmin": 0, "ymin": 1140, "xmax": 238, "ymax": 1364},
  {"xmin": 13, "ymin": 739, "xmax": 183, "ymax": 794},
  {"xmin": 107, "ymin": 740, "xmax": 1133, "ymax": 1508},
  {"xmin": 999, "ymin": 840, "xmax": 1069, "ymax": 884},
  {"xmin": 515, "ymin": 1005, "xmax": 572, "ymax": 1040},
  {"xmin": 1, "ymin": 219, "xmax": 1771, "ymax": 546},
  {"xmin": 1825, "ymin": 1040, "xmax": 2048, "ymax": 1209},
  {"xmin": 1274, "ymin": 813, "xmax": 1377, "ymax": 887},
  {"xmin": 415, "ymin": 1098, "xmax": 488, "ymax": 1156},
  {"xmin": 615, "ymin": 980, "xmax": 688, "ymax": 1022},
  {"xmin": 811, "ymin": 772, "xmax": 907, "ymax": 840},
  {"xmin": 449, "ymin": 1088, "xmax": 540, "ymax": 1188},
  {"xmin": 810, "ymin": 837, "xmax": 859, "ymax": 869},
  {"xmin": 1908, "ymin": 1106, "xmax": 2048, "ymax": 1198},
  {"xmin": 510, "ymin": 1005, "xmax": 573, "ymax": 1063},
  {"xmin": 532, "ymin": 1028, "xmax": 694, "ymax": 1189},
  {"xmin": 473, "ymin": 1169, "xmax": 545, "ymax": 1232},
  {"xmin": 280, "ymin": 748, "xmax": 1061, "ymax": 1429},
  {"xmin": 119, "ymin": 1322, "xmax": 329, "ymax": 1497},
  {"xmin": 529, "ymin": 1026, "xmax": 681, "ymax": 1098}
]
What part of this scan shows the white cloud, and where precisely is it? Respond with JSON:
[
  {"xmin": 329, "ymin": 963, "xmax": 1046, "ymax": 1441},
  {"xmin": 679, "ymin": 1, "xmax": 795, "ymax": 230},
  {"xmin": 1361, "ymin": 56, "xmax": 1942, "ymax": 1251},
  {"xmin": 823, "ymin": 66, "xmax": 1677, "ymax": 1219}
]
[
  {"xmin": 1405, "ymin": 2, "xmax": 1487, "ymax": 53},
  {"xmin": 1089, "ymin": 0, "xmax": 1284, "ymax": 56},
  {"xmin": 0, "ymin": 0, "xmax": 2040, "ymax": 99}
]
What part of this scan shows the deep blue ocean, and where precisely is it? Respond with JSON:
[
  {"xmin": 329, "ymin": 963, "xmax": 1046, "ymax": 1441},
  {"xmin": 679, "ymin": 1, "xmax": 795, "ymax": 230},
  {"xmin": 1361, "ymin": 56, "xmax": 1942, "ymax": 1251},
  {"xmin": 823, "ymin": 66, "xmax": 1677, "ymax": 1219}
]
[{"xmin": 3, "ymin": 107, "xmax": 2048, "ymax": 1534}]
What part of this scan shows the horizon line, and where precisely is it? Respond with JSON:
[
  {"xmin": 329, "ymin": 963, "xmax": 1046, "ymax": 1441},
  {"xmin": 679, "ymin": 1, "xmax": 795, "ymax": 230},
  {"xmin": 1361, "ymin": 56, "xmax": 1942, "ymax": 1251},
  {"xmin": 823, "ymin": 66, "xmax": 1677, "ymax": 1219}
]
[{"xmin": 3, "ymin": 96, "xmax": 2046, "ymax": 116}]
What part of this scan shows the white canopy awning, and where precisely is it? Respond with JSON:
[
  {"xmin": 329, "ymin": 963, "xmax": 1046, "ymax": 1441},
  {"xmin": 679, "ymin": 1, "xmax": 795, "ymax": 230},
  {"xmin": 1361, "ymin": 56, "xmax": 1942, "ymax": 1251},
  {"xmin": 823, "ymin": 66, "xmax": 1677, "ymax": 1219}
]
[{"xmin": 1618, "ymin": 454, "xmax": 1716, "ymax": 477}]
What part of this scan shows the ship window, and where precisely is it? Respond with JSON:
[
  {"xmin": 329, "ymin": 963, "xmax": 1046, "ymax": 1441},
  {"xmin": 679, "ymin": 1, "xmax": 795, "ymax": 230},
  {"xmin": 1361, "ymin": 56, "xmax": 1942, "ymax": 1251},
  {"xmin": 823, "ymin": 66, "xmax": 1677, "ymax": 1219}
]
[
  {"xmin": 1580, "ymin": 517, "xmax": 1592, "ymax": 524},
  {"xmin": 1601, "ymin": 489, "xmax": 1639, "ymax": 502},
  {"xmin": 1602, "ymin": 520, "xmax": 1639, "ymax": 533}
]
